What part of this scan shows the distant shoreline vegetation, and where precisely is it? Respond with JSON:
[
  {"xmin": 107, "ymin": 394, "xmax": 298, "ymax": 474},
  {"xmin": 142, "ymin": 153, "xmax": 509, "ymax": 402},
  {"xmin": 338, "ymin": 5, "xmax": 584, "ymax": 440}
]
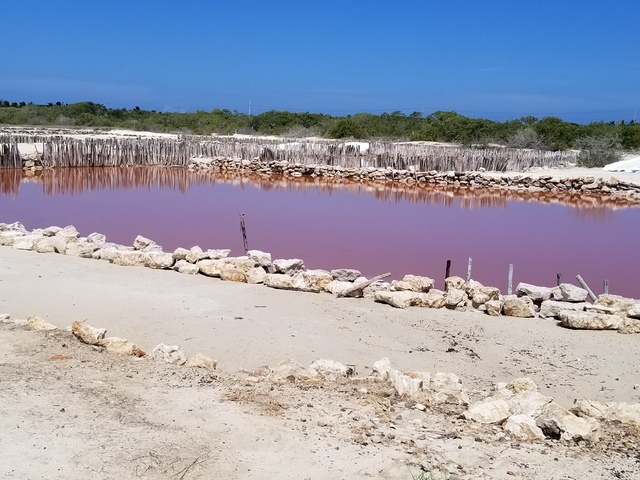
[{"xmin": 1, "ymin": 100, "xmax": 638, "ymax": 167}]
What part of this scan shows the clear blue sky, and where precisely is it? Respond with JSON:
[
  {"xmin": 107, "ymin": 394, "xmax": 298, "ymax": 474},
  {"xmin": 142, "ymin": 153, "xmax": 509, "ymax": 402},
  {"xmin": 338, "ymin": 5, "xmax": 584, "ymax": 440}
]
[{"xmin": 2, "ymin": 1, "xmax": 639, "ymax": 123}]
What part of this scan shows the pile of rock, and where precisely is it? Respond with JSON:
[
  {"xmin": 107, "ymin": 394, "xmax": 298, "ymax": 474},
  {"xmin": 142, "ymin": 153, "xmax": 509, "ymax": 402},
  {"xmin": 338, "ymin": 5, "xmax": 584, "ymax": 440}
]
[
  {"xmin": 188, "ymin": 157, "xmax": 640, "ymax": 200},
  {"xmin": 2, "ymin": 221, "xmax": 640, "ymax": 333},
  {"xmin": 513, "ymin": 282, "xmax": 640, "ymax": 334}
]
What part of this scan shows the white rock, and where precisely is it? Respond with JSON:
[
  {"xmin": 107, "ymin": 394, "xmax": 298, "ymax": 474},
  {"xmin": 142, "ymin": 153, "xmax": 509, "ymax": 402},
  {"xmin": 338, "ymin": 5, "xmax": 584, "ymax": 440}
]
[
  {"xmin": 516, "ymin": 282, "xmax": 553, "ymax": 302},
  {"xmin": 176, "ymin": 261, "xmax": 200, "ymax": 275},
  {"xmin": 535, "ymin": 402, "xmax": 600, "ymax": 442},
  {"xmin": 100, "ymin": 337, "xmax": 144, "ymax": 356},
  {"xmin": 12, "ymin": 234, "xmax": 42, "ymax": 250},
  {"xmin": 25, "ymin": 316, "xmax": 57, "ymax": 331},
  {"xmin": 507, "ymin": 391, "xmax": 553, "ymax": 417},
  {"xmin": 330, "ymin": 268, "xmax": 361, "ymax": 282},
  {"xmin": 172, "ymin": 247, "xmax": 190, "ymax": 260},
  {"xmin": 504, "ymin": 414, "xmax": 546, "ymax": 440},
  {"xmin": 484, "ymin": 299, "xmax": 503, "ymax": 316},
  {"xmin": 87, "ymin": 232, "xmax": 107, "ymax": 245},
  {"xmin": 594, "ymin": 294, "xmax": 638, "ymax": 315},
  {"xmin": 444, "ymin": 288, "xmax": 466, "ymax": 308},
  {"xmin": 374, "ymin": 290, "xmax": 427, "ymax": 309},
  {"xmin": 186, "ymin": 353, "xmax": 217, "ymax": 370},
  {"xmin": 152, "ymin": 343, "xmax": 187, "ymax": 365},
  {"xmin": 502, "ymin": 295, "xmax": 536, "ymax": 318},
  {"xmin": 372, "ymin": 357, "xmax": 393, "ymax": 380},
  {"xmin": 264, "ymin": 273, "xmax": 294, "ymax": 290},
  {"xmin": 558, "ymin": 311, "xmax": 625, "ymax": 330},
  {"xmin": 444, "ymin": 276, "xmax": 466, "ymax": 291},
  {"xmin": 145, "ymin": 251, "xmax": 175, "ymax": 269},
  {"xmin": 571, "ymin": 398, "xmax": 608, "ymax": 420},
  {"xmin": 292, "ymin": 270, "xmax": 333, "ymax": 293},
  {"xmin": 186, "ymin": 246, "xmax": 207, "ymax": 264},
  {"xmin": 422, "ymin": 289, "xmax": 446, "ymax": 308},
  {"xmin": 35, "ymin": 236, "xmax": 68, "ymax": 254},
  {"xmin": 428, "ymin": 372, "xmax": 469, "ymax": 405},
  {"xmin": 197, "ymin": 259, "xmax": 224, "ymax": 277},
  {"xmin": 0, "ymin": 231, "xmax": 26, "ymax": 246},
  {"xmin": 605, "ymin": 402, "xmax": 640, "ymax": 425},
  {"xmin": 247, "ymin": 249, "xmax": 272, "ymax": 267},
  {"xmin": 56, "ymin": 225, "xmax": 80, "ymax": 242},
  {"xmin": 206, "ymin": 248, "xmax": 231, "ymax": 259},
  {"xmin": 246, "ymin": 267, "xmax": 267, "ymax": 284},
  {"xmin": 269, "ymin": 359, "xmax": 311, "ymax": 381},
  {"xmin": 133, "ymin": 235, "xmax": 155, "ymax": 250},
  {"xmin": 396, "ymin": 274, "xmax": 434, "ymax": 293},
  {"xmin": 111, "ymin": 250, "xmax": 148, "ymax": 267},
  {"xmin": 389, "ymin": 369, "xmax": 423, "ymax": 398},
  {"xmin": 464, "ymin": 397, "xmax": 511, "ymax": 423},
  {"xmin": 539, "ymin": 300, "xmax": 587, "ymax": 319},
  {"xmin": 627, "ymin": 303, "xmax": 640, "ymax": 319},
  {"xmin": 71, "ymin": 320, "xmax": 107, "ymax": 345},
  {"xmin": 219, "ymin": 266, "xmax": 246, "ymax": 283},
  {"xmin": 273, "ymin": 258, "xmax": 305, "ymax": 274},
  {"xmin": 553, "ymin": 283, "xmax": 589, "ymax": 303},
  {"xmin": 308, "ymin": 358, "xmax": 349, "ymax": 378}
]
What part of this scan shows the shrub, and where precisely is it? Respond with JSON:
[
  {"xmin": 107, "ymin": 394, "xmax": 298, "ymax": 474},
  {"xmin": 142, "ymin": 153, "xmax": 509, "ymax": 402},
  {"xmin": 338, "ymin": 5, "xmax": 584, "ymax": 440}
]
[{"xmin": 575, "ymin": 135, "xmax": 621, "ymax": 168}]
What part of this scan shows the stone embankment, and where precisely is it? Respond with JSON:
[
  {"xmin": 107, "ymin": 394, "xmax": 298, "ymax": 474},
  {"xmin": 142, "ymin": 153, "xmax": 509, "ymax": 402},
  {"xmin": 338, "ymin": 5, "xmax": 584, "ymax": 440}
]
[
  {"xmin": 189, "ymin": 157, "xmax": 640, "ymax": 200},
  {"xmin": 2, "ymin": 221, "xmax": 639, "ymax": 335}
]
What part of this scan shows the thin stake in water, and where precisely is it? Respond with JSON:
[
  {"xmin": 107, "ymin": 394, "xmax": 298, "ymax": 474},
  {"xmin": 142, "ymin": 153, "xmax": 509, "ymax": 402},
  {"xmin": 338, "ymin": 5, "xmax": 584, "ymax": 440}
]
[{"xmin": 240, "ymin": 213, "xmax": 249, "ymax": 254}]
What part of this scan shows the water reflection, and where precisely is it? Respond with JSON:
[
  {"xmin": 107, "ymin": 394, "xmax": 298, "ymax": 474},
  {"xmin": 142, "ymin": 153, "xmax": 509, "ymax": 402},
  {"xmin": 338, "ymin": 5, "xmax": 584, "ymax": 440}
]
[{"xmin": 2, "ymin": 167, "xmax": 637, "ymax": 221}]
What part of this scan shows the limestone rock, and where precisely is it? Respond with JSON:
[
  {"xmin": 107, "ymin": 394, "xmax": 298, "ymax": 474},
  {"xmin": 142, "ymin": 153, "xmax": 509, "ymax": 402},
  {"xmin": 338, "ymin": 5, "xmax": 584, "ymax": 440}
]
[
  {"xmin": 197, "ymin": 259, "xmax": 224, "ymax": 277},
  {"xmin": 504, "ymin": 414, "xmax": 546, "ymax": 440},
  {"xmin": 619, "ymin": 318, "xmax": 640, "ymax": 334},
  {"xmin": 389, "ymin": 369, "xmax": 423, "ymax": 398},
  {"xmin": 395, "ymin": 274, "xmax": 434, "ymax": 293},
  {"xmin": 516, "ymin": 282, "xmax": 553, "ymax": 303},
  {"xmin": 35, "ymin": 236, "xmax": 68, "ymax": 254},
  {"xmin": 444, "ymin": 288, "xmax": 466, "ymax": 308},
  {"xmin": 571, "ymin": 399, "xmax": 608, "ymax": 420},
  {"xmin": 133, "ymin": 235, "xmax": 155, "ymax": 250},
  {"xmin": 594, "ymin": 293, "xmax": 637, "ymax": 315},
  {"xmin": 558, "ymin": 311, "xmax": 625, "ymax": 330},
  {"xmin": 206, "ymin": 248, "xmax": 231, "ymax": 259},
  {"xmin": 269, "ymin": 360, "xmax": 311, "ymax": 382},
  {"xmin": 605, "ymin": 402, "xmax": 640, "ymax": 425},
  {"xmin": 308, "ymin": 358, "xmax": 350, "ymax": 379},
  {"xmin": 484, "ymin": 299, "xmax": 503, "ymax": 316},
  {"xmin": 145, "ymin": 251, "xmax": 175, "ymax": 269},
  {"xmin": 87, "ymin": 232, "xmax": 107, "ymax": 245},
  {"xmin": 56, "ymin": 225, "xmax": 80, "ymax": 242},
  {"xmin": 186, "ymin": 353, "xmax": 217, "ymax": 370},
  {"xmin": 427, "ymin": 372, "xmax": 469, "ymax": 405},
  {"xmin": 12, "ymin": 234, "xmax": 41, "ymax": 251},
  {"xmin": 553, "ymin": 283, "xmax": 588, "ymax": 303},
  {"xmin": 0, "ymin": 230, "xmax": 26, "ymax": 246},
  {"xmin": 225, "ymin": 257, "xmax": 258, "ymax": 273},
  {"xmin": 374, "ymin": 290, "xmax": 427, "ymax": 309},
  {"xmin": 505, "ymin": 377, "xmax": 538, "ymax": 394},
  {"xmin": 626, "ymin": 303, "xmax": 640, "ymax": 319},
  {"xmin": 219, "ymin": 266, "xmax": 246, "ymax": 283},
  {"xmin": 176, "ymin": 261, "xmax": 200, "ymax": 275},
  {"xmin": 246, "ymin": 267, "xmax": 267, "ymax": 284},
  {"xmin": 111, "ymin": 250, "xmax": 148, "ymax": 267},
  {"xmin": 423, "ymin": 289, "xmax": 446, "ymax": 309},
  {"xmin": 535, "ymin": 402, "xmax": 600, "ymax": 442},
  {"xmin": 173, "ymin": 247, "xmax": 190, "ymax": 261},
  {"xmin": 445, "ymin": 276, "xmax": 466, "ymax": 291},
  {"xmin": 186, "ymin": 246, "xmax": 207, "ymax": 264},
  {"xmin": 326, "ymin": 280, "xmax": 353, "ymax": 296},
  {"xmin": 247, "ymin": 249, "xmax": 272, "ymax": 267},
  {"xmin": 464, "ymin": 397, "xmax": 511, "ymax": 423},
  {"xmin": 372, "ymin": 357, "xmax": 393, "ymax": 380},
  {"xmin": 507, "ymin": 391, "xmax": 553, "ymax": 417},
  {"xmin": 362, "ymin": 281, "xmax": 390, "ymax": 298},
  {"xmin": 71, "ymin": 321, "xmax": 107, "ymax": 345},
  {"xmin": 539, "ymin": 300, "xmax": 587, "ymax": 319},
  {"xmin": 264, "ymin": 273, "xmax": 294, "ymax": 290},
  {"xmin": 25, "ymin": 316, "xmax": 57, "ymax": 331},
  {"xmin": 292, "ymin": 269, "xmax": 333, "ymax": 293},
  {"xmin": 99, "ymin": 337, "xmax": 145, "ymax": 357},
  {"xmin": 330, "ymin": 268, "xmax": 361, "ymax": 282},
  {"xmin": 502, "ymin": 295, "xmax": 535, "ymax": 318},
  {"xmin": 152, "ymin": 343, "xmax": 187, "ymax": 365},
  {"xmin": 273, "ymin": 258, "xmax": 305, "ymax": 274}
]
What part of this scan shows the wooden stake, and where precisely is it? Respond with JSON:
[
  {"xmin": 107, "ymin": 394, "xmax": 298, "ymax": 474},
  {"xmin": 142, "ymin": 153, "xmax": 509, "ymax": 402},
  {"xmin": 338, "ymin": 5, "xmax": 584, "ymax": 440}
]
[
  {"xmin": 556, "ymin": 274, "xmax": 562, "ymax": 286},
  {"xmin": 576, "ymin": 275, "xmax": 597, "ymax": 302},
  {"xmin": 507, "ymin": 264, "xmax": 514, "ymax": 295},
  {"xmin": 466, "ymin": 257, "xmax": 472, "ymax": 284},
  {"xmin": 445, "ymin": 260, "xmax": 451, "ymax": 291},
  {"xmin": 240, "ymin": 213, "xmax": 249, "ymax": 254},
  {"xmin": 603, "ymin": 279, "xmax": 609, "ymax": 295}
]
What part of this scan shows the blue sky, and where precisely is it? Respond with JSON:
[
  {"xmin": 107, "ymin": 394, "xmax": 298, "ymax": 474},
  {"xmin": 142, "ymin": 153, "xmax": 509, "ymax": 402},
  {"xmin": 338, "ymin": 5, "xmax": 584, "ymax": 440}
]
[{"xmin": 2, "ymin": 1, "xmax": 639, "ymax": 123}]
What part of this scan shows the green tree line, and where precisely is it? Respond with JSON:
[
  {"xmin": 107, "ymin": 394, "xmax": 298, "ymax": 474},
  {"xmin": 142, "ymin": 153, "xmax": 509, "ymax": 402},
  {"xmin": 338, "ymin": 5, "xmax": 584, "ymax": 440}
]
[{"xmin": 1, "ymin": 100, "xmax": 639, "ymax": 166}]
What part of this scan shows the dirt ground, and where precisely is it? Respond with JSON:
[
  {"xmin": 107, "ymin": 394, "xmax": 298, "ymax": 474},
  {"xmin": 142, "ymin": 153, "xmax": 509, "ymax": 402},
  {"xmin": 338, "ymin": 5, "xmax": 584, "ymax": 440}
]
[{"xmin": 1, "ymin": 247, "xmax": 640, "ymax": 479}]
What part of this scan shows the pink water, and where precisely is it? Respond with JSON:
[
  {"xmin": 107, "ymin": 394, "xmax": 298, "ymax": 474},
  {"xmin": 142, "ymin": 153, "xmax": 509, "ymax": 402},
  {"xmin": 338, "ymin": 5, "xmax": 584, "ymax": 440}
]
[{"xmin": 1, "ymin": 167, "xmax": 639, "ymax": 298}]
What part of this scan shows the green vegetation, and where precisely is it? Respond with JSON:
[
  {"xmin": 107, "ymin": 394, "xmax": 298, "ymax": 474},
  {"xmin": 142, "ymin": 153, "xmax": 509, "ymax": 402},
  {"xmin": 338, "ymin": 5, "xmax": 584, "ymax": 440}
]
[{"xmin": 1, "ymin": 100, "xmax": 639, "ymax": 162}]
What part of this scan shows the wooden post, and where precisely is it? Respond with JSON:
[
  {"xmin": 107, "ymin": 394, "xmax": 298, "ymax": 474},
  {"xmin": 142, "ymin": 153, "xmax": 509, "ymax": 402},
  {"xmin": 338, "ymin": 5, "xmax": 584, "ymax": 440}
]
[
  {"xmin": 556, "ymin": 274, "xmax": 562, "ymax": 286},
  {"xmin": 576, "ymin": 275, "xmax": 597, "ymax": 302},
  {"xmin": 466, "ymin": 257, "xmax": 472, "ymax": 284},
  {"xmin": 603, "ymin": 279, "xmax": 609, "ymax": 295},
  {"xmin": 444, "ymin": 260, "xmax": 451, "ymax": 291},
  {"xmin": 240, "ymin": 213, "xmax": 249, "ymax": 254},
  {"xmin": 507, "ymin": 264, "xmax": 514, "ymax": 295}
]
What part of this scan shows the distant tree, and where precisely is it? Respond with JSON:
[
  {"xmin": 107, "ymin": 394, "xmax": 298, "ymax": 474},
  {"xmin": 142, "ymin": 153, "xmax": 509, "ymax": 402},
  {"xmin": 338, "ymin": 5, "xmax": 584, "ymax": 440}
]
[{"xmin": 328, "ymin": 118, "xmax": 366, "ymax": 139}]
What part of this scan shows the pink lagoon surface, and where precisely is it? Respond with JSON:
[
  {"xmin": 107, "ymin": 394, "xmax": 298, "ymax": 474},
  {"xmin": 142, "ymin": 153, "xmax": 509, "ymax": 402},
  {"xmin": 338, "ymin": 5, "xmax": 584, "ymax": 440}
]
[{"xmin": 1, "ymin": 167, "xmax": 639, "ymax": 298}]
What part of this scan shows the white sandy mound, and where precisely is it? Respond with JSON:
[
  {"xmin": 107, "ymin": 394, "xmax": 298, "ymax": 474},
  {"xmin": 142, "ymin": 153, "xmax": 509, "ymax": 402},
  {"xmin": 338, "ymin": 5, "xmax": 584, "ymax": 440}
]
[{"xmin": 605, "ymin": 155, "xmax": 640, "ymax": 173}]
